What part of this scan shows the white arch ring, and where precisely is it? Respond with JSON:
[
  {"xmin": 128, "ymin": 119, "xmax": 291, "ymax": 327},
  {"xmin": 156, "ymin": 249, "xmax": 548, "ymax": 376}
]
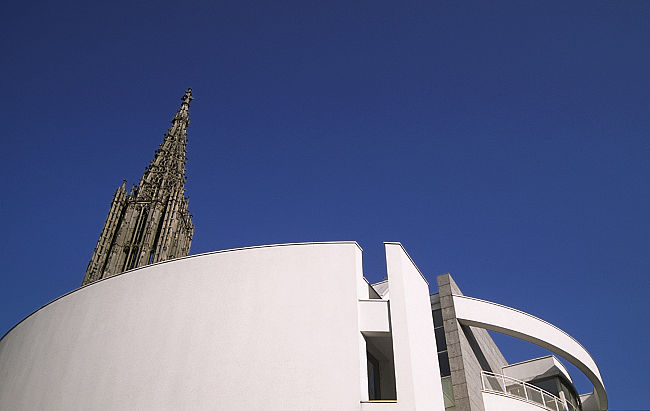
[{"xmin": 452, "ymin": 295, "xmax": 607, "ymax": 411}]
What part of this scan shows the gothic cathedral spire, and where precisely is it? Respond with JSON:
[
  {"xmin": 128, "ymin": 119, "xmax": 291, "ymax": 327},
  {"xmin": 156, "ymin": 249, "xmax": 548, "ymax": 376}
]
[{"xmin": 82, "ymin": 89, "xmax": 195, "ymax": 286}]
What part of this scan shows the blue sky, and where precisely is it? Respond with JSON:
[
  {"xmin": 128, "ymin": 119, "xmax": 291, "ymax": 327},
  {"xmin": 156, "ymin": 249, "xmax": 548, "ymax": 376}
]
[{"xmin": 1, "ymin": 1, "xmax": 648, "ymax": 409}]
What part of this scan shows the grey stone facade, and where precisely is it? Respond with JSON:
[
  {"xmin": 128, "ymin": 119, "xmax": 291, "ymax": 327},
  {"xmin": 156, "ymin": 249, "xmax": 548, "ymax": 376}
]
[
  {"xmin": 82, "ymin": 89, "xmax": 194, "ymax": 286},
  {"xmin": 436, "ymin": 274, "xmax": 508, "ymax": 411}
]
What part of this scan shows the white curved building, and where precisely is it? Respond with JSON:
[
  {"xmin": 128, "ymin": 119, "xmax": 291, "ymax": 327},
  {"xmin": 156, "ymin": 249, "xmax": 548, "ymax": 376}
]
[{"xmin": 0, "ymin": 242, "xmax": 606, "ymax": 411}]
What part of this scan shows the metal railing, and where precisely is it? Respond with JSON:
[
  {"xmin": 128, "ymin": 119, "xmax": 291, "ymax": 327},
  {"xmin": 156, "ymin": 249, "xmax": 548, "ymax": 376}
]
[{"xmin": 481, "ymin": 371, "xmax": 578, "ymax": 411}]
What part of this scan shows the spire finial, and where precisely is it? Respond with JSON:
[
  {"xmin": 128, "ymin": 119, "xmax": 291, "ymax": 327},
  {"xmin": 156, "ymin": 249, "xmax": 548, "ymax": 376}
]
[{"xmin": 182, "ymin": 88, "xmax": 193, "ymax": 105}]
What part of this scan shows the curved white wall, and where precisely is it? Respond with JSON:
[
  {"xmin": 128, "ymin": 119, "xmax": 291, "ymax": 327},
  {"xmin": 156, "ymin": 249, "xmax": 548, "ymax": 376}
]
[
  {"xmin": 452, "ymin": 295, "xmax": 607, "ymax": 411},
  {"xmin": 0, "ymin": 243, "xmax": 367, "ymax": 410}
]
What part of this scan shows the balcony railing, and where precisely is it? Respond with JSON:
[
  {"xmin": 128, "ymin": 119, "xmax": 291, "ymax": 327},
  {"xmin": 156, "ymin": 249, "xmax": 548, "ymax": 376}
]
[{"xmin": 481, "ymin": 371, "xmax": 578, "ymax": 411}]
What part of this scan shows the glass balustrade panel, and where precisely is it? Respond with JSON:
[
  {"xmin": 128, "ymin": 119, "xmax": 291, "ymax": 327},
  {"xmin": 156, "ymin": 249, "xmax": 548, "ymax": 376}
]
[
  {"xmin": 505, "ymin": 380, "xmax": 527, "ymax": 399},
  {"xmin": 543, "ymin": 392, "xmax": 559, "ymax": 411},
  {"xmin": 482, "ymin": 373, "xmax": 504, "ymax": 392},
  {"xmin": 526, "ymin": 385, "xmax": 544, "ymax": 405}
]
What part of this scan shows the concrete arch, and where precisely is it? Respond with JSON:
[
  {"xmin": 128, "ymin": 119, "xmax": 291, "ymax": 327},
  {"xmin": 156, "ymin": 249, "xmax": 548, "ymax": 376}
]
[{"xmin": 451, "ymin": 295, "xmax": 607, "ymax": 411}]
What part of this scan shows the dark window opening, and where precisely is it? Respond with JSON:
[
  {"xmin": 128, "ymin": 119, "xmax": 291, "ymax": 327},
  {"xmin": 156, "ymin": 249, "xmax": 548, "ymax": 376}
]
[
  {"xmin": 367, "ymin": 352, "xmax": 381, "ymax": 400},
  {"xmin": 438, "ymin": 352, "xmax": 451, "ymax": 377},
  {"xmin": 121, "ymin": 247, "xmax": 130, "ymax": 271},
  {"xmin": 148, "ymin": 206, "xmax": 167, "ymax": 263},
  {"xmin": 126, "ymin": 246, "xmax": 139, "ymax": 270},
  {"xmin": 364, "ymin": 334, "xmax": 397, "ymax": 401},
  {"xmin": 435, "ymin": 327, "xmax": 447, "ymax": 352},
  {"xmin": 433, "ymin": 309, "xmax": 452, "ymax": 378},
  {"xmin": 433, "ymin": 309, "xmax": 444, "ymax": 328}
]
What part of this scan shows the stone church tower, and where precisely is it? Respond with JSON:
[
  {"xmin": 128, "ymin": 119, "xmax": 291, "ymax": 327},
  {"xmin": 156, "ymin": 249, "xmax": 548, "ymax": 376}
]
[{"xmin": 82, "ymin": 89, "xmax": 195, "ymax": 286}]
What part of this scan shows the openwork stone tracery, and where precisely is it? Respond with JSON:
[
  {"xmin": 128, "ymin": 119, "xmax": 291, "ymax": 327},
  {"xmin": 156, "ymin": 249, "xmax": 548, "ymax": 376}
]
[{"xmin": 83, "ymin": 89, "xmax": 195, "ymax": 285}]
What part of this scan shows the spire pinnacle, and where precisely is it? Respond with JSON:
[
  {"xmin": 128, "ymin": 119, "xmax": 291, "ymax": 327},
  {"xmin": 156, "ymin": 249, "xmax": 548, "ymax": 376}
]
[
  {"xmin": 182, "ymin": 88, "xmax": 193, "ymax": 105},
  {"xmin": 173, "ymin": 88, "xmax": 192, "ymax": 123}
]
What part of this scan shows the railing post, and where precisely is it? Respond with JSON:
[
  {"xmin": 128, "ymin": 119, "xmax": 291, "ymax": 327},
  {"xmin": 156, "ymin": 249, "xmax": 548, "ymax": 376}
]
[
  {"xmin": 524, "ymin": 380, "xmax": 528, "ymax": 401},
  {"xmin": 501, "ymin": 374, "xmax": 506, "ymax": 394}
]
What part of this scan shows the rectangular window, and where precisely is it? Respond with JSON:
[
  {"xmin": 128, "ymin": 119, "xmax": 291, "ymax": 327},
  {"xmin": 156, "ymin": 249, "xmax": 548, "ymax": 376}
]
[
  {"xmin": 435, "ymin": 327, "xmax": 447, "ymax": 352},
  {"xmin": 433, "ymin": 309, "xmax": 444, "ymax": 328},
  {"xmin": 438, "ymin": 352, "xmax": 451, "ymax": 377}
]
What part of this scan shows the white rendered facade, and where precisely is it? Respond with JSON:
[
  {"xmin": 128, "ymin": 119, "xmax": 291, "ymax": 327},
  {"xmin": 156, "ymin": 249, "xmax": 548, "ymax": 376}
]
[{"xmin": 0, "ymin": 242, "xmax": 606, "ymax": 411}]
